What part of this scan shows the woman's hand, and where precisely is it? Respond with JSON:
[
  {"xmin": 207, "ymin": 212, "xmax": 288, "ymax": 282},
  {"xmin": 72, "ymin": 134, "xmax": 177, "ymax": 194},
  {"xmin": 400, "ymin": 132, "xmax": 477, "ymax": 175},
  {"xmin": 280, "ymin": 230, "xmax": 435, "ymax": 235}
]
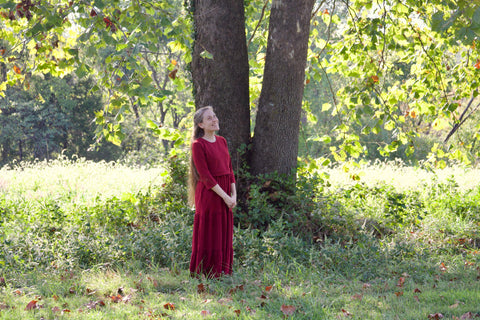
[
  {"xmin": 224, "ymin": 195, "xmax": 237, "ymax": 209},
  {"xmin": 211, "ymin": 184, "xmax": 237, "ymax": 209}
]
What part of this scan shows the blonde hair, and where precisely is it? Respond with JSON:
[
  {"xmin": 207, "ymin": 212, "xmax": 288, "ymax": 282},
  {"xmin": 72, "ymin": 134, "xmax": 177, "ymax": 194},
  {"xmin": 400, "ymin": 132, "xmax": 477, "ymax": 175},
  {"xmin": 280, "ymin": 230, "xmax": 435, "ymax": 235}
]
[{"xmin": 187, "ymin": 106, "xmax": 214, "ymax": 206}]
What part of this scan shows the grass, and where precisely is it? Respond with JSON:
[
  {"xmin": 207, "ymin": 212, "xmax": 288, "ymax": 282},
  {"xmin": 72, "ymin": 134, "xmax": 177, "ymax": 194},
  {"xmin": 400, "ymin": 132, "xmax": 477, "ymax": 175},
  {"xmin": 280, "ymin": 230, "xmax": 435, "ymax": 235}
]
[
  {"xmin": 1, "ymin": 157, "xmax": 480, "ymax": 319},
  {"xmin": 1, "ymin": 263, "xmax": 479, "ymax": 319}
]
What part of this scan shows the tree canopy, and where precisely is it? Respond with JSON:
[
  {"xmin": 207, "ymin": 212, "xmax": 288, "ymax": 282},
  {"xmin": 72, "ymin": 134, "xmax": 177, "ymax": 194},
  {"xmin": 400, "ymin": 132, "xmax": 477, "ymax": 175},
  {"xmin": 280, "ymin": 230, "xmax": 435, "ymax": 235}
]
[{"xmin": 1, "ymin": 0, "xmax": 480, "ymax": 170}]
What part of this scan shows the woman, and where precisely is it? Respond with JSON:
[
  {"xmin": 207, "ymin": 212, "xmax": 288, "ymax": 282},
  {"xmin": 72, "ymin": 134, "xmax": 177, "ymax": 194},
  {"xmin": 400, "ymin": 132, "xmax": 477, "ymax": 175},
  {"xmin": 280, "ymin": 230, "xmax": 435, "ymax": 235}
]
[{"xmin": 188, "ymin": 106, "xmax": 237, "ymax": 278}]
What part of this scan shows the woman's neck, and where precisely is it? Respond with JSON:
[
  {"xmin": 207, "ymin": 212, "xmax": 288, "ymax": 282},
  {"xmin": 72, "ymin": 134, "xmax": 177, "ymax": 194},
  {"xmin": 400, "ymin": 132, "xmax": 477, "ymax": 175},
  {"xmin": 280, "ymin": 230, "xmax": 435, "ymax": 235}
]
[{"xmin": 202, "ymin": 132, "xmax": 216, "ymax": 142}]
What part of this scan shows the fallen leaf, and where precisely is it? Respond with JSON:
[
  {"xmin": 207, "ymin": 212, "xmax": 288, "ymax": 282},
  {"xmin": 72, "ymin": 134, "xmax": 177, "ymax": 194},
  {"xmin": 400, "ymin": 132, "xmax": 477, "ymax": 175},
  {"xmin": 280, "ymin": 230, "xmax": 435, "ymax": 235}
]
[
  {"xmin": 85, "ymin": 300, "xmax": 105, "ymax": 310},
  {"xmin": 200, "ymin": 310, "xmax": 211, "ymax": 316},
  {"xmin": 397, "ymin": 277, "xmax": 405, "ymax": 287},
  {"xmin": 245, "ymin": 306, "xmax": 255, "ymax": 314},
  {"xmin": 414, "ymin": 295, "xmax": 419, "ymax": 302},
  {"xmin": 465, "ymin": 261, "xmax": 474, "ymax": 267},
  {"xmin": 234, "ymin": 309, "xmax": 241, "ymax": 316},
  {"xmin": 25, "ymin": 300, "xmax": 38, "ymax": 311},
  {"xmin": 13, "ymin": 65, "xmax": 21, "ymax": 74},
  {"xmin": 163, "ymin": 302, "xmax": 175, "ymax": 310},
  {"xmin": 229, "ymin": 285, "xmax": 244, "ymax": 294},
  {"xmin": 122, "ymin": 294, "xmax": 132, "ymax": 303},
  {"xmin": 110, "ymin": 294, "xmax": 122, "ymax": 303},
  {"xmin": 475, "ymin": 60, "xmax": 480, "ymax": 69},
  {"xmin": 281, "ymin": 304, "xmax": 296, "ymax": 316},
  {"xmin": 265, "ymin": 285, "xmax": 273, "ymax": 292},
  {"xmin": 51, "ymin": 306, "xmax": 61, "ymax": 313},
  {"xmin": 428, "ymin": 313, "xmax": 444, "ymax": 319},
  {"xmin": 461, "ymin": 312, "xmax": 478, "ymax": 319},
  {"xmin": 394, "ymin": 291, "xmax": 403, "ymax": 297},
  {"xmin": 362, "ymin": 283, "xmax": 371, "ymax": 289},
  {"xmin": 198, "ymin": 283, "xmax": 206, "ymax": 293},
  {"xmin": 217, "ymin": 297, "xmax": 233, "ymax": 305},
  {"xmin": 351, "ymin": 294, "xmax": 363, "ymax": 301},
  {"xmin": 341, "ymin": 308, "xmax": 352, "ymax": 316},
  {"xmin": 414, "ymin": 288, "xmax": 422, "ymax": 293},
  {"xmin": 440, "ymin": 262, "xmax": 448, "ymax": 272}
]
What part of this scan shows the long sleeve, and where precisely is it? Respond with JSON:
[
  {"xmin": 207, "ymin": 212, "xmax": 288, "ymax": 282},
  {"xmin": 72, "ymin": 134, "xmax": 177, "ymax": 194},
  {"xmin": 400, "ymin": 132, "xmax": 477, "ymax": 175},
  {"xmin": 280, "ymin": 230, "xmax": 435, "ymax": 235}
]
[{"xmin": 192, "ymin": 141, "xmax": 217, "ymax": 189}]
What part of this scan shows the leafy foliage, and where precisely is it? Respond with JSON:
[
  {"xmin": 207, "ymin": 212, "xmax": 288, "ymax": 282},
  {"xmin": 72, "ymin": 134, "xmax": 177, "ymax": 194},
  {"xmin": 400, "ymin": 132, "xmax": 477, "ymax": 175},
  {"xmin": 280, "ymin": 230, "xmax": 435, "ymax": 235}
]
[
  {"xmin": 305, "ymin": 0, "xmax": 480, "ymax": 165},
  {"xmin": 3, "ymin": 0, "xmax": 480, "ymax": 170},
  {"xmin": 1, "ymin": 159, "xmax": 480, "ymax": 318},
  {"xmin": 0, "ymin": 74, "xmax": 120, "ymax": 164}
]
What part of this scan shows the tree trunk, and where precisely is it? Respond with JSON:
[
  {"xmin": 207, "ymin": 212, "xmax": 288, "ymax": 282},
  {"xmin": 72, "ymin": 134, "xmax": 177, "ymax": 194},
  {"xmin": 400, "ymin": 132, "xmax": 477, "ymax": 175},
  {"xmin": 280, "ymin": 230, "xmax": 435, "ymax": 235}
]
[
  {"xmin": 250, "ymin": 0, "xmax": 314, "ymax": 176},
  {"xmin": 191, "ymin": 0, "xmax": 250, "ymax": 171}
]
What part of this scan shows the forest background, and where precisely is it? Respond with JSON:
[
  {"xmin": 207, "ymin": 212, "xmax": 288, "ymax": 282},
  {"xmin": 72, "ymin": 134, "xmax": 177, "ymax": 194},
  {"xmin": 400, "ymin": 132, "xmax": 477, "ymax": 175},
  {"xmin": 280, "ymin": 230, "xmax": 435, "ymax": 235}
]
[
  {"xmin": 1, "ymin": 0, "xmax": 480, "ymax": 169},
  {"xmin": 2, "ymin": 0, "xmax": 480, "ymax": 319}
]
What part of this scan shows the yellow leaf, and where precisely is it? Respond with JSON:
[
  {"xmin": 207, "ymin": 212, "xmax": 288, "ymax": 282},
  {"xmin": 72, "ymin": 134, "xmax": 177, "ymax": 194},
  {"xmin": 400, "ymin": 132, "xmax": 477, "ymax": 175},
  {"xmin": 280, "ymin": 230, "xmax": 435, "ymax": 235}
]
[{"xmin": 432, "ymin": 117, "xmax": 449, "ymax": 131}]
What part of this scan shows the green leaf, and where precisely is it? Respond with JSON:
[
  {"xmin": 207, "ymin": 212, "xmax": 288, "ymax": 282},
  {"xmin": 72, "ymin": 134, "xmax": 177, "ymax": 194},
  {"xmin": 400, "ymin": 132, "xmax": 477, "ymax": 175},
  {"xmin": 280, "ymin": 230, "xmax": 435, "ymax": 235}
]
[
  {"xmin": 67, "ymin": 49, "xmax": 79, "ymax": 59},
  {"xmin": 472, "ymin": 5, "xmax": 480, "ymax": 26},
  {"xmin": 116, "ymin": 43, "xmax": 129, "ymax": 51},
  {"xmin": 384, "ymin": 120, "xmax": 395, "ymax": 131},
  {"xmin": 26, "ymin": 23, "xmax": 45, "ymax": 38},
  {"xmin": 200, "ymin": 50, "xmax": 213, "ymax": 60},
  {"xmin": 470, "ymin": 6, "xmax": 480, "ymax": 35},
  {"xmin": 75, "ymin": 63, "xmax": 90, "ymax": 78},
  {"xmin": 154, "ymin": 89, "xmax": 174, "ymax": 97},
  {"xmin": 140, "ymin": 76, "xmax": 153, "ymax": 87},
  {"xmin": 94, "ymin": 0, "xmax": 106, "ymax": 9},
  {"xmin": 431, "ymin": 11, "xmax": 447, "ymax": 33},
  {"xmin": 146, "ymin": 119, "xmax": 161, "ymax": 130},
  {"xmin": 321, "ymin": 103, "xmax": 332, "ymax": 112},
  {"xmin": 316, "ymin": 135, "xmax": 332, "ymax": 144}
]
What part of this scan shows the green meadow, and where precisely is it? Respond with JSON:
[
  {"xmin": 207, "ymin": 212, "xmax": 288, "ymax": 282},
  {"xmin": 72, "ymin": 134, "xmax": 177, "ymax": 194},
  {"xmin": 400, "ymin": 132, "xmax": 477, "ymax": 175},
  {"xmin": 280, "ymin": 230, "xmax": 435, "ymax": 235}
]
[{"xmin": 1, "ymin": 157, "xmax": 480, "ymax": 319}]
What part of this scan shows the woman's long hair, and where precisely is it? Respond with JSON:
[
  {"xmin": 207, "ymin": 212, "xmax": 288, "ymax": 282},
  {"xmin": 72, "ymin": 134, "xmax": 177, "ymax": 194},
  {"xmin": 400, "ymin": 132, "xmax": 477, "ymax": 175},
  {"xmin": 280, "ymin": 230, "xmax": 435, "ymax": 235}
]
[{"xmin": 187, "ymin": 106, "xmax": 213, "ymax": 206}]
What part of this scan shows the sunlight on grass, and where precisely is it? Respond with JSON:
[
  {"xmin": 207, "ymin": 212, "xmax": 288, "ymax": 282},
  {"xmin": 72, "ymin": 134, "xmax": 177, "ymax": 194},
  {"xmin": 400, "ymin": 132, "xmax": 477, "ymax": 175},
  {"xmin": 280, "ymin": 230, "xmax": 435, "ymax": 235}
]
[
  {"xmin": 326, "ymin": 160, "xmax": 480, "ymax": 191},
  {"xmin": 0, "ymin": 157, "xmax": 166, "ymax": 208}
]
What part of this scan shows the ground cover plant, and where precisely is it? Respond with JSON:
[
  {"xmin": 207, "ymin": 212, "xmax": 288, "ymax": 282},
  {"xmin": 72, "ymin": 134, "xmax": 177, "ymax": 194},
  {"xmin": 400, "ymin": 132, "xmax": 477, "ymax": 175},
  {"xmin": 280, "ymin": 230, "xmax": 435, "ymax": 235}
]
[{"xmin": 1, "ymin": 156, "xmax": 480, "ymax": 319}]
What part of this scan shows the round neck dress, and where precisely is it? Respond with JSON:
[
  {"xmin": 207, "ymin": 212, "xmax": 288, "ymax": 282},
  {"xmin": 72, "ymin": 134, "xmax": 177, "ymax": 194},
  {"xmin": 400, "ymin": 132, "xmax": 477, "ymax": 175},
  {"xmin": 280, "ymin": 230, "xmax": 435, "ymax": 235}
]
[{"xmin": 189, "ymin": 135, "xmax": 235, "ymax": 278}]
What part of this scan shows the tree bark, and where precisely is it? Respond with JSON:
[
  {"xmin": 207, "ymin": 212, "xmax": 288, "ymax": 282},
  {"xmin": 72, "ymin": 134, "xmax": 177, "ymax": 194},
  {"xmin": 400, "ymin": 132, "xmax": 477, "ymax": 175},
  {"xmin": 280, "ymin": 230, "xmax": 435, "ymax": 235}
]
[
  {"xmin": 250, "ymin": 0, "xmax": 314, "ymax": 176},
  {"xmin": 191, "ymin": 0, "xmax": 251, "ymax": 171}
]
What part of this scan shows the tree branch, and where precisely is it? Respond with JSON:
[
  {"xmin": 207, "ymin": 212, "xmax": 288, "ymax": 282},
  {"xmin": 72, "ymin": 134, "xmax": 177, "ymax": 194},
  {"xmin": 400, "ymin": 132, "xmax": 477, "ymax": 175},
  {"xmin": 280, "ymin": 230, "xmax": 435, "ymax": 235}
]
[
  {"xmin": 311, "ymin": 0, "xmax": 327, "ymax": 19},
  {"xmin": 444, "ymin": 95, "xmax": 480, "ymax": 143},
  {"xmin": 247, "ymin": 0, "xmax": 269, "ymax": 48}
]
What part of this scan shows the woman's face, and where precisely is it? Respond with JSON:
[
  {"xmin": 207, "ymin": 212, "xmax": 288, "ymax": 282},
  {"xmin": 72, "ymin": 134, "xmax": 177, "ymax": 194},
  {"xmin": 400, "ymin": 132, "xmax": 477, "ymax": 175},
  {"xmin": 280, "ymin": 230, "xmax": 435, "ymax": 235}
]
[{"xmin": 199, "ymin": 109, "xmax": 220, "ymax": 132}]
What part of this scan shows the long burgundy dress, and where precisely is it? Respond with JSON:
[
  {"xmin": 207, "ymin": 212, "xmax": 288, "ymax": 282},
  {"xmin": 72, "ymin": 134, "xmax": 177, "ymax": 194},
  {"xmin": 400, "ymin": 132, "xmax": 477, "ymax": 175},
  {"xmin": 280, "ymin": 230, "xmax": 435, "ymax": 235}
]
[{"xmin": 189, "ymin": 135, "xmax": 235, "ymax": 278}]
